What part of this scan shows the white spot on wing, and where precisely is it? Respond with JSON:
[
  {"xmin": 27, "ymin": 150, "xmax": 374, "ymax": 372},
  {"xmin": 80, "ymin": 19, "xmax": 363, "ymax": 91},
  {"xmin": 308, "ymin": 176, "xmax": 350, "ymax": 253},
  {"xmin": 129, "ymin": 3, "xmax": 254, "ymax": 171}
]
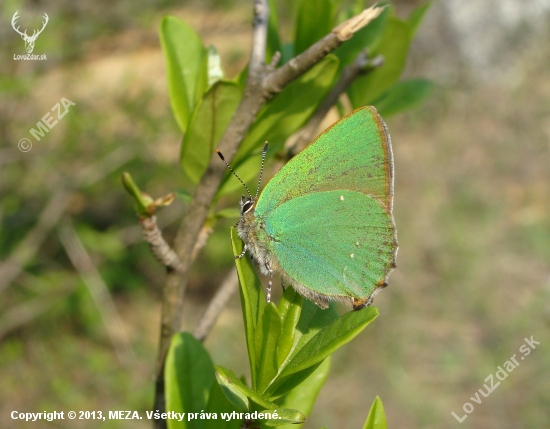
[
  {"xmin": 340, "ymin": 195, "xmax": 344, "ymax": 201},
  {"xmin": 356, "ymin": 241, "xmax": 360, "ymax": 247},
  {"xmin": 350, "ymin": 253, "xmax": 355, "ymax": 258}
]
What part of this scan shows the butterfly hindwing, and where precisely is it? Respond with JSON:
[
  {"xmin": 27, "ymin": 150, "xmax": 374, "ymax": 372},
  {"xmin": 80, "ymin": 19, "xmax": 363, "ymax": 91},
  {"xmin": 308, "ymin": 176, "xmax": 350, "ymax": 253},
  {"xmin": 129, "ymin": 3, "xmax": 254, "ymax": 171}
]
[{"xmin": 262, "ymin": 190, "xmax": 397, "ymax": 301}]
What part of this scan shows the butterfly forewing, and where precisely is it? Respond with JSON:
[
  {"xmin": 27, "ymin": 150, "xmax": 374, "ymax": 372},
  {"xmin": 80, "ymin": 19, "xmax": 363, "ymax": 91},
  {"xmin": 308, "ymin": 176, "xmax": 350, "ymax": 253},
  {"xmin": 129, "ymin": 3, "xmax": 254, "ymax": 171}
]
[{"xmin": 255, "ymin": 106, "xmax": 393, "ymax": 219}]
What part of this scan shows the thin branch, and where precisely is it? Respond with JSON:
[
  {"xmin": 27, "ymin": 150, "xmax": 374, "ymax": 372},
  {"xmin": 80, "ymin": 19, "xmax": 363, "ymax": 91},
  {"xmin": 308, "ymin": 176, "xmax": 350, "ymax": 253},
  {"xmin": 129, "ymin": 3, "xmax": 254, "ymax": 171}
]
[
  {"xmin": 193, "ymin": 268, "xmax": 239, "ymax": 342},
  {"xmin": 249, "ymin": 0, "xmax": 269, "ymax": 82},
  {"xmin": 141, "ymin": 215, "xmax": 184, "ymax": 273},
  {"xmin": 0, "ymin": 190, "xmax": 70, "ymax": 293},
  {"xmin": 0, "ymin": 284, "xmax": 76, "ymax": 340},
  {"xmin": 58, "ymin": 220, "xmax": 136, "ymax": 366},
  {"xmin": 0, "ymin": 148, "xmax": 135, "ymax": 294}
]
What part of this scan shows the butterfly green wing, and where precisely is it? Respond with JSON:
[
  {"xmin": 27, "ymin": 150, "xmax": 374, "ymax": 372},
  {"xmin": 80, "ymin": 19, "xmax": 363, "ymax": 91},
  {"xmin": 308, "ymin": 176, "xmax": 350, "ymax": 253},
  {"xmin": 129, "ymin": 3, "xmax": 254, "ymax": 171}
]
[
  {"xmin": 256, "ymin": 106, "xmax": 393, "ymax": 219},
  {"xmin": 263, "ymin": 190, "xmax": 397, "ymax": 302}
]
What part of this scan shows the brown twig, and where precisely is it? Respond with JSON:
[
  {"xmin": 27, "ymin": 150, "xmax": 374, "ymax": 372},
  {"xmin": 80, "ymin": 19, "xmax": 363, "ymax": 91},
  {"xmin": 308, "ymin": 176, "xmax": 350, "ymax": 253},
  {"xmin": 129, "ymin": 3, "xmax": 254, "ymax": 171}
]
[
  {"xmin": 141, "ymin": 215, "xmax": 185, "ymax": 273},
  {"xmin": 58, "ymin": 220, "xmax": 136, "ymax": 366},
  {"xmin": 192, "ymin": 268, "xmax": 239, "ymax": 342}
]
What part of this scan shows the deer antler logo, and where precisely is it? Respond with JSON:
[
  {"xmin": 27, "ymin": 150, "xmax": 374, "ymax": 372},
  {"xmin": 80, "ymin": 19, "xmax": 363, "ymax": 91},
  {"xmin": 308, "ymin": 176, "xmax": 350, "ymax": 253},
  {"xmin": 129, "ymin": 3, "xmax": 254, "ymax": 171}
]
[{"xmin": 11, "ymin": 10, "xmax": 49, "ymax": 54}]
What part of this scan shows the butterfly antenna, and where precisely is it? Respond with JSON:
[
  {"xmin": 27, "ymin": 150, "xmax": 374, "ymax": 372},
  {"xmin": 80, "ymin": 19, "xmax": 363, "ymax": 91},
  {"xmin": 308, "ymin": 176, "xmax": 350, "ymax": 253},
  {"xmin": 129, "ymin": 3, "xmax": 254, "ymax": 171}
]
[
  {"xmin": 216, "ymin": 149, "xmax": 253, "ymax": 198},
  {"xmin": 255, "ymin": 142, "xmax": 268, "ymax": 199}
]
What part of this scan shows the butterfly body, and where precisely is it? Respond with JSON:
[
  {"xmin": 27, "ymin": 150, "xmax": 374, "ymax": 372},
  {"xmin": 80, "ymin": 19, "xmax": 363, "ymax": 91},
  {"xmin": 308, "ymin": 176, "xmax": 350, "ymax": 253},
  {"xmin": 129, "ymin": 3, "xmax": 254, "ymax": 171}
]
[{"xmin": 234, "ymin": 106, "xmax": 397, "ymax": 310}]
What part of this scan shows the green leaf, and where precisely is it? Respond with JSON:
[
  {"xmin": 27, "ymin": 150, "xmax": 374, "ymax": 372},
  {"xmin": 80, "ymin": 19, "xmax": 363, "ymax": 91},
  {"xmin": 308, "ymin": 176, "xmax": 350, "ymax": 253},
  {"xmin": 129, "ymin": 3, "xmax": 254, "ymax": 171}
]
[
  {"xmin": 215, "ymin": 207, "xmax": 241, "ymax": 219},
  {"xmin": 276, "ymin": 358, "xmax": 331, "ymax": 429},
  {"xmin": 279, "ymin": 307, "xmax": 378, "ymax": 378},
  {"xmin": 215, "ymin": 365, "xmax": 278, "ymax": 410},
  {"xmin": 204, "ymin": 382, "xmax": 242, "ymax": 429},
  {"xmin": 214, "ymin": 366, "xmax": 250, "ymax": 412},
  {"xmin": 291, "ymin": 300, "xmax": 338, "ymax": 355},
  {"xmin": 160, "ymin": 16, "xmax": 206, "ymax": 133},
  {"xmin": 362, "ymin": 396, "xmax": 387, "ymax": 429},
  {"xmin": 255, "ymin": 303, "xmax": 283, "ymax": 393},
  {"xmin": 180, "ymin": 81, "xmax": 242, "ymax": 183},
  {"xmin": 407, "ymin": 2, "xmax": 431, "ymax": 37},
  {"xmin": 348, "ymin": 17, "xmax": 412, "ymax": 107},
  {"xmin": 175, "ymin": 189, "xmax": 193, "ymax": 204},
  {"xmin": 372, "ymin": 79, "xmax": 434, "ymax": 117},
  {"xmin": 334, "ymin": 6, "xmax": 390, "ymax": 68},
  {"xmin": 268, "ymin": 364, "xmax": 322, "ymax": 399},
  {"xmin": 276, "ymin": 288, "xmax": 303, "ymax": 367},
  {"xmin": 266, "ymin": 0, "xmax": 282, "ymax": 63},
  {"xmin": 294, "ymin": 0, "xmax": 336, "ymax": 55},
  {"xmin": 261, "ymin": 409, "xmax": 307, "ymax": 427},
  {"xmin": 280, "ymin": 42, "xmax": 294, "ymax": 65},
  {"xmin": 165, "ymin": 332, "xmax": 216, "ymax": 429},
  {"xmin": 266, "ymin": 300, "xmax": 338, "ymax": 398},
  {"xmin": 231, "ymin": 227, "xmax": 266, "ymax": 384},
  {"xmin": 218, "ymin": 55, "xmax": 340, "ymax": 196}
]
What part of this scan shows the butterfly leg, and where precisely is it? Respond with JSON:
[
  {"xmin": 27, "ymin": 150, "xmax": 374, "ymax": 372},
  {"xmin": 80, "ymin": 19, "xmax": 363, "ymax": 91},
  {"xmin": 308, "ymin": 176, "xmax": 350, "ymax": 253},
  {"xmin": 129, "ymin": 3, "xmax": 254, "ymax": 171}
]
[
  {"xmin": 265, "ymin": 262, "xmax": 273, "ymax": 302},
  {"xmin": 281, "ymin": 277, "xmax": 286, "ymax": 292},
  {"xmin": 234, "ymin": 244, "xmax": 247, "ymax": 259}
]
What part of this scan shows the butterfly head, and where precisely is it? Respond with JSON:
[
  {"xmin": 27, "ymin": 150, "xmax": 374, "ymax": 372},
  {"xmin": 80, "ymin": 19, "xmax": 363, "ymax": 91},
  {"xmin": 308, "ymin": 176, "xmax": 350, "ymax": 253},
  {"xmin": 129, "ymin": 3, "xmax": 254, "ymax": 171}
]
[{"xmin": 239, "ymin": 195, "xmax": 256, "ymax": 216}]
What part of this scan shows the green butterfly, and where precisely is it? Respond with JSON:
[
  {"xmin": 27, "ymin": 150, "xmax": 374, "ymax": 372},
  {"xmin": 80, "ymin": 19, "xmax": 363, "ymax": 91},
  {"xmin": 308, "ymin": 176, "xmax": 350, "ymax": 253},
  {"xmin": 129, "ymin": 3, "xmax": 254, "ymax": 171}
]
[{"xmin": 220, "ymin": 106, "xmax": 397, "ymax": 310}]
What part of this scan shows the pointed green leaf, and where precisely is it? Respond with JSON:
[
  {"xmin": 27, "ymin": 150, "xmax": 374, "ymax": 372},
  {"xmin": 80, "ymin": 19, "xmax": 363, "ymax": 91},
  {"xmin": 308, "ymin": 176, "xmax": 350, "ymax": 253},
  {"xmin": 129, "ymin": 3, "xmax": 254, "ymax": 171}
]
[
  {"xmin": 279, "ymin": 307, "xmax": 378, "ymax": 378},
  {"xmin": 261, "ymin": 409, "xmax": 307, "ymax": 427},
  {"xmin": 276, "ymin": 358, "xmax": 331, "ymax": 429},
  {"xmin": 294, "ymin": 0, "xmax": 336, "ymax": 55},
  {"xmin": 372, "ymin": 78, "xmax": 434, "ymax": 117},
  {"xmin": 277, "ymin": 288, "xmax": 303, "ymax": 367},
  {"xmin": 362, "ymin": 396, "xmax": 387, "ymax": 429},
  {"xmin": 160, "ymin": 16, "xmax": 206, "ymax": 133},
  {"xmin": 215, "ymin": 208, "xmax": 241, "ymax": 219},
  {"xmin": 218, "ymin": 55, "xmax": 339, "ymax": 196},
  {"xmin": 215, "ymin": 365, "xmax": 278, "ymax": 410},
  {"xmin": 267, "ymin": 0, "xmax": 282, "ymax": 63},
  {"xmin": 231, "ymin": 227, "xmax": 266, "ymax": 384},
  {"xmin": 348, "ymin": 17, "xmax": 411, "ymax": 107},
  {"xmin": 255, "ymin": 303, "xmax": 283, "ymax": 393},
  {"xmin": 407, "ymin": 2, "xmax": 431, "ymax": 36},
  {"xmin": 265, "ymin": 300, "xmax": 337, "ymax": 397},
  {"xmin": 270, "ymin": 364, "xmax": 322, "ymax": 399},
  {"xmin": 280, "ymin": 42, "xmax": 294, "ymax": 65},
  {"xmin": 214, "ymin": 366, "xmax": 250, "ymax": 412},
  {"xmin": 165, "ymin": 332, "xmax": 215, "ymax": 429},
  {"xmin": 334, "ymin": 6, "xmax": 390, "ymax": 67},
  {"xmin": 291, "ymin": 300, "xmax": 338, "ymax": 355},
  {"xmin": 204, "ymin": 382, "xmax": 242, "ymax": 429},
  {"xmin": 180, "ymin": 81, "xmax": 242, "ymax": 183}
]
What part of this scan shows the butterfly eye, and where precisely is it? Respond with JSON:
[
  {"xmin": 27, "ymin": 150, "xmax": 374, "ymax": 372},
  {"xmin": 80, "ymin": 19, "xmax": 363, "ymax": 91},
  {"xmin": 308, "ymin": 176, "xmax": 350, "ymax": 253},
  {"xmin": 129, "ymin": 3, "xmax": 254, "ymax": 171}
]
[{"xmin": 242, "ymin": 199, "xmax": 254, "ymax": 213}]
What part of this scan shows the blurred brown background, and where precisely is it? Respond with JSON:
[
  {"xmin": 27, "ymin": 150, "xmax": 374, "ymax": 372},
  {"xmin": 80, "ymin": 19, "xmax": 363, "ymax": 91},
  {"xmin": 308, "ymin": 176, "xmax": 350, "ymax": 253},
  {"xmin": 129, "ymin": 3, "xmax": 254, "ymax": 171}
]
[{"xmin": 1, "ymin": 0, "xmax": 549, "ymax": 428}]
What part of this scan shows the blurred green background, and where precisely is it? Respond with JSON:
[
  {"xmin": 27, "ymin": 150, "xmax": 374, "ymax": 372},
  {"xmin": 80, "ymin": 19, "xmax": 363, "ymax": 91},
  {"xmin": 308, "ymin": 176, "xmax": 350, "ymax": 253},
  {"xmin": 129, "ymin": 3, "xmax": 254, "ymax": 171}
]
[{"xmin": 1, "ymin": 0, "xmax": 549, "ymax": 428}]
